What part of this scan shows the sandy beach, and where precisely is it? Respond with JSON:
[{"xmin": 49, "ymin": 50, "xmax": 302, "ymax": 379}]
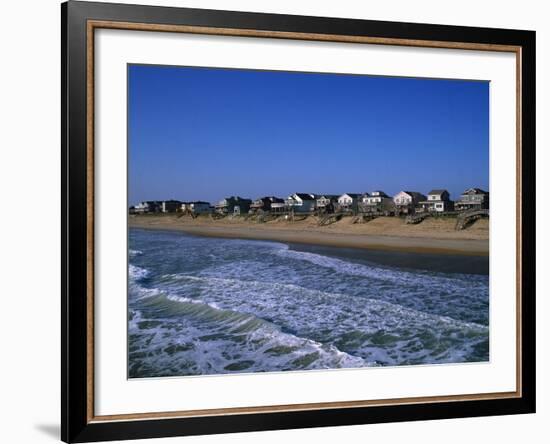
[{"xmin": 129, "ymin": 214, "xmax": 489, "ymax": 256}]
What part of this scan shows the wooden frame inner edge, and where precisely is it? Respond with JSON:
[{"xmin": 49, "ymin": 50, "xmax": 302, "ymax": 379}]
[
  {"xmin": 86, "ymin": 20, "xmax": 95, "ymax": 423},
  {"xmin": 85, "ymin": 19, "xmax": 523, "ymax": 423}
]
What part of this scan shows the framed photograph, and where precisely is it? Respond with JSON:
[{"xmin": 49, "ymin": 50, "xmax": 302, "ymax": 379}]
[{"xmin": 62, "ymin": 1, "xmax": 535, "ymax": 442}]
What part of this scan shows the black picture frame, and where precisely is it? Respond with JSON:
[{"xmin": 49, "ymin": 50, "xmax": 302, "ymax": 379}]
[{"xmin": 62, "ymin": 1, "xmax": 536, "ymax": 442}]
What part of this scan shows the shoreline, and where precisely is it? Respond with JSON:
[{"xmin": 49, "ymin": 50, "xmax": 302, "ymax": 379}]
[{"xmin": 129, "ymin": 216, "xmax": 489, "ymax": 256}]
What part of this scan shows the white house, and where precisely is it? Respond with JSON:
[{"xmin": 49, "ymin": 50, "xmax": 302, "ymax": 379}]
[
  {"xmin": 337, "ymin": 193, "xmax": 361, "ymax": 211},
  {"xmin": 285, "ymin": 193, "xmax": 317, "ymax": 213},
  {"xmin": 419, "ymin": 190, "xmax": 453, "ymax": 212},
  {"xmin": 362, "ymin": 190, "xmax": 391, "ymax": 206},
  {"xmin": 360, "ymin": 192, "xmax": 370, "ymax": 202},
  {"xmin": 393, "ymin": 191, "xmax": 427, "ymax": 210},
  {"xmin": 360, "ymin": 191, "xmax": 394, "ymax": 212},
  {"xmin": 270, "ymin": 200, "xmax": 286, "ymax": 213}
]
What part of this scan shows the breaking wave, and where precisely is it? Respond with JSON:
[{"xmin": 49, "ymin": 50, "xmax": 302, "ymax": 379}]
[{"xmin": 127, "ymin": 229, "xmax": 489, "ymax": 378}]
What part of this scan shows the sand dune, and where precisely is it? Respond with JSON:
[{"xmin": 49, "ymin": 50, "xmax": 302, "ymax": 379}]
[{"xmin": 129, "ymin": 214, "xmax": 489, "ymax": 256}]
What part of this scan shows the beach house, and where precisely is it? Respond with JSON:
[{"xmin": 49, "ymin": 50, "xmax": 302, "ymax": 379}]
[
  {"xmin": 215, "ymin": 197, "xmax": 230, "ymax": 214},
  {"xmin": 187, "ymin": 201, "xmax": 211, "ymax": 214},
  {"xmin": 316, "ymin": 195, "xmax": 339, "ymax": 213},
  {"xmin": 270, "ymin": 199, "xmax": 287, "ymax": 213},
  {"xmin": 250, "ymin": 196, "xmax": 285, "ymax": 213},
  {"xmin": 393, "ymin": 191, "xmax": 427, "ymax": 214},
  {"xmin": 215, "ymin": 196, "xmax": 252, "ymax": 215},
  {"xmin": 361, "ymin": 191, "xmax": 393, "ymax": 213},
  {"xmin": 285, "ymin": 193, "xmax": 317, "ymax": 213},
  {"xmin": 161, "ymin": 200, "xmax": 183, "ymax": 213},
  {"xmin": 419, "ymin": 189, "xmax": 454, "ymax": 213},
  {"xmin": 455, "ymin": 188, "xmax": 489, "ymax": 211},
  {"xmin": 134, "ymin": 201, "xmax": 162, "ymax": 214},
  {"xmin": 337, "ymin": 194, "xmax": 361, "ymax": 213}
]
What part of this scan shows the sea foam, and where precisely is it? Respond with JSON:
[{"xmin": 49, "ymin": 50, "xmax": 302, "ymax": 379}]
[{"xmin": 127, "ymin": 228, "xmax": 489, "ymax": 377}]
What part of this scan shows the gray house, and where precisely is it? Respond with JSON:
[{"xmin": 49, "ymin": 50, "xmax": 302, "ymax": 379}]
[
  {"xmin": 250, "ymin": 196, "xmax": 285, "ymax": 213},
  {"xmin": 161, "ymin": 200, "xmax": 183, "ymax": 213},
  {"xmin": 316, "ymin": 195, "xmax": 339, "ymax": 213},
  {"xmin": 215, "ymin": 196, "xmax": 252, "ymax": 215},
  {"xmin": 360, "ymin": 191, "xmax": 393, "ymax": 213},
  {"xmin": 285, "ymin": 193, "xmax": 317, "ymax": 213},
  {"xmin": 455, "ymin": 188, "xmax": 489, "ymax": 211},
  {"xmin": 181, "ymin": 201, "xmax": 211, "ymax": 214}
]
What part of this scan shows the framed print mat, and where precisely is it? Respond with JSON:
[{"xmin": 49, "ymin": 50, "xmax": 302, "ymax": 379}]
[{"xmin": 62, "ymin": 1, "xmax": 535, "ymax": 442}]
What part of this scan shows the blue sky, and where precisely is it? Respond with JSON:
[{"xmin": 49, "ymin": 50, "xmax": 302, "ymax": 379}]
[{"xmin": 128, "ymin": 64, "xmax": 488, "ymax": 205}]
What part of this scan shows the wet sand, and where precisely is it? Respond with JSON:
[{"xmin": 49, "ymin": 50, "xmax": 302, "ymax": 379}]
[
  {"xmin": 288, "ymin": 243, "xmax": 489, "ymax": 275},
  {"xmin": 129, "ymin": 214, "xmax": 489, "ymax": 256}
]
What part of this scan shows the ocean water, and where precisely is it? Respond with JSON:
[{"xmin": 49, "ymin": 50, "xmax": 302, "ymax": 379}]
[{"xmin": 128, "ymin": 228, "xmax": 489, "ymax": 378}]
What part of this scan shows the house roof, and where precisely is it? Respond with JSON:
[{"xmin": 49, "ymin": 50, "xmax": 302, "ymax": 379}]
[
  {"xmin": 428, "ymin": 189, "xmax": 448, "ymax": 195},
  {"xmin": 339, "ymin": 193, "xmax": 361, "ymax": 199},
  {"xmin": 410, "ymin": 192, "xmax": 426, "ymax": 199},
  {"xmin": 400, "ymin": 191, "xmax": 426, "ymax": 199},
  {"xmin": 317, "ymin": 194, "xmax": 339, "ymax": 199},
  {"xmin": 294, "ymin": 193, "xmax": 316, "ymax": 200},
  {"xmin": 371, "ymin": 190, "xmax": 388, "ymax": 197},
  {"xmin": 190, "ymin": 201, "xmax": 210, "ymax": 204},
  {"xmin": 255, "ymin": 196, "xmax": 285, "ymax": 203},
  {"xmin": 225, "ymin": 196, "xmax": 252, "ymax": 202},
  {"xmin": 462, "ymin": 188, "xmax": 488, "ymax": 195}
]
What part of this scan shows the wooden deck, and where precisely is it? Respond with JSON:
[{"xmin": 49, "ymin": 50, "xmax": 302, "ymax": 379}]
[
  {"xmin": 455, "ymin": 209, "xmax": 489, "ymax": 230},
  {"xmin": 405, "ymin": 213, "xmax": 431, "ymax": 224}
]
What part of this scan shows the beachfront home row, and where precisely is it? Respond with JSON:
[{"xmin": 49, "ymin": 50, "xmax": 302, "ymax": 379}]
[
  {"xmin": 331, "ymin": 188, "xmax": 488, "ymax": 214},
  {"xmin": 131, "ymin": 188, "xmax": 489, "ymax": 215},
  {"xmin": 400, "ymin": 188, "xmax": 489, "ymax": 213},
  {"xmin": 131, "ymin": 200, "xmax": 212, "ymax": 214},
  {"xmin": 416, "ymin": 188, "xmax": 489, "ymax": 213}
]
